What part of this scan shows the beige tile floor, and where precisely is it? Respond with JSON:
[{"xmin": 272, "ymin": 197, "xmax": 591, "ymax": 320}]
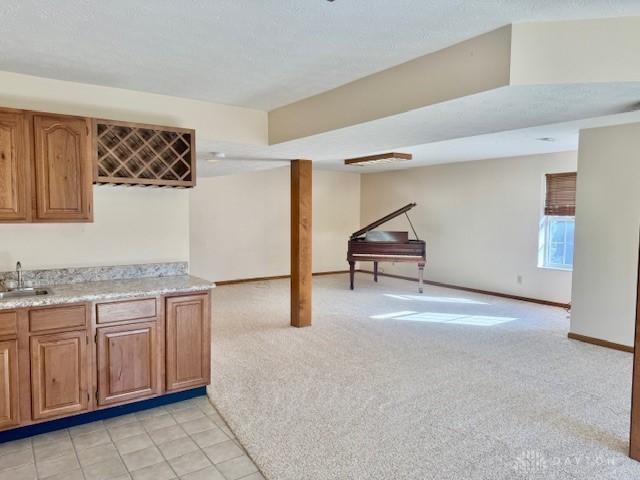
[{"xmin": 0, "ymin": 396, "xmax": 264, "ymax": 480}]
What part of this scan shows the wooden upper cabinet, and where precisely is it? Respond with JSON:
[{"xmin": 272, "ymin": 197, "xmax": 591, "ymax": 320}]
[
  {"xmin": 0, "ymin": 340, "xmax": 19, "ymax": 429},
  {"xmin": 97, "ymin": 321, "xmax": 159, "ymax": 407},
  {"xmin": 30, "ymin": 331, "xmax": 88, "ymax": 420},
  {"xmin": 0, "ymin": 110, "xmax": 29, "ymax": 222},
  {"xmin": 166, "ymin": 294, "xmax": 211, "ymax": 391},
  {"xmin": 33, "ymin": 114, "xmax": 93, "ymax": 222}
]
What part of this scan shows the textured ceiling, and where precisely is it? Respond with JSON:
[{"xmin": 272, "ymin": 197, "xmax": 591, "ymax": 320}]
[
  {"xmin": 197, "ymin": 82, "xmax": 640, "ymax": 172},
  {"xmin": 197, "ymin": 109, "xmax": 640, "ymax": 176},
  {"xmin": 198, "ymin": 158, "xmax": 289, "ymax": 177},
  {"xmin": 2, "ymin": 1, "xmax": 640, "ymax": 110},
  {"xmin": 318, "ymin": 110, "xmax": 640, "ymax": 173}
]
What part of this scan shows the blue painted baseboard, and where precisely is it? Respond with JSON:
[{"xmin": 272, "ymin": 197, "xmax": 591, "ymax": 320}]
[{"xmin": 0, "ymin": 387, "xmax": 207, "ymax": 443}]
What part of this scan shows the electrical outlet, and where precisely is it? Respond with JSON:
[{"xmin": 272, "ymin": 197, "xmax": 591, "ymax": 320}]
[{"xmin": 517, "ymin": 275, "xmax": 523, "ymax": 285}]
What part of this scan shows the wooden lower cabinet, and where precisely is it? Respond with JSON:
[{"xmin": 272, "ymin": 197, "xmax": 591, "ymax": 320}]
[
  {"xmin": 30, "ymin": 331, "xmax": 88, "ymax": 420},
  {"xmin": 97, "ymin": 321, "xmax": 159, "ymax": 406},
  {"xmin": 166, "ymin": 294, "xmax": 210, "ymax": 391},
  {"xmin": 0, "ymin": 291, "xmax": 211, "ymax": 431},
  {"xmin": 0, "ymin": 340, "xmax": 19, "ymax": 428}
]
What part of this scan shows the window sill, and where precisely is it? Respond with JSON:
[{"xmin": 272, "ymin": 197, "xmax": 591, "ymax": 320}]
[{"xmin": 537, "ymin": 265, "xmax": 573, "ymax": 273}]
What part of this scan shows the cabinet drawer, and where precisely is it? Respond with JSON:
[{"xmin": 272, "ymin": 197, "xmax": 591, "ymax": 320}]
[
  {"xmin": 96, "ymin": 298, "xmax": 157, "ymax": 324},
  {"xmin": 0, "ymin": 312, "xmax": 18, "ymax": 337},
  {"xmin": 29, "ymin": 305, "xmax": 87, "ymax": 332}
]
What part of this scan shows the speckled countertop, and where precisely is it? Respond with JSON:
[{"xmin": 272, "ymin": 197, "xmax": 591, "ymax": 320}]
[{"xmin": 0, "ymin": 275, "xmax": 214, "ymax": 310}]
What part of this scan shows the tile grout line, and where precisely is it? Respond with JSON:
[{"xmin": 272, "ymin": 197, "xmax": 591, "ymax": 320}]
[
  {"xmin": 142, "ymin": 408, "xmax": 187, "ymax": 480},
  {"xmin": 164, "ymin": 400, "xmax": 231, "ymax": 479},
  {"xmin": 1, "ymin": 398, "xmax": 262, "ymax": 480},
  {"xmin": 190, "ymin": 397, "xmax": 260, "ymax": 479},
  {"xmin": 138, "ymin": 400, "xmax": 233, "ymax": 479},
  {"xmin": 67, "ymin": 428, "xmax": 86, "ymax": 480},
  {"xmin": 33, "ymin": 429, "xmax": 77, "ymax": 480},
  {"xmin": 207, "ymin": 399, "xmax": 265, "ymax": 480},
  {"xmin": 103, "ymin": 417, "xmax": 137, "ymax": 480},
  {"xmin": 110, "ymin": 409, "xmax": 182, "ymax": 478},
  {"xmin": 30, "ymin": 435, "xmax": 37, "ymax": 478}
]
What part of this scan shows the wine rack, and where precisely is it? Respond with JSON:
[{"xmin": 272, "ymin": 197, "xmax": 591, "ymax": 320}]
[{"xmin": 94, "ymin": 120, "xmax": 196, "ymax": 187}]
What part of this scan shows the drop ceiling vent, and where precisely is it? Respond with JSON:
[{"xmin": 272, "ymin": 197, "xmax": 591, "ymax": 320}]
[{"xmin": 345, "ymin": 152, "xmax": 412, "ymax": 166}]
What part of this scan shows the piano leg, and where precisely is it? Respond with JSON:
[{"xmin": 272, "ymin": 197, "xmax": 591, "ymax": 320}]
[
  {"xmin": 373, "ymin": 262, "xmax": 378, "ymax": 282},
  {"xmin": 418, "ymin": 262, "xmax": 425, "ymax": 294},
  {"xmin": 349, "ymin": 261, "xmax": 355, "ymax": 290}
]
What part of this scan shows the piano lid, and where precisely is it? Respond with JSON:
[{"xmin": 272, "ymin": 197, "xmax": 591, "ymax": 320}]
[
  {"xmin": 364, "ymin": 231, "xmax": 409, "ymax": 242},
  {"xmin": 350, "ymin": 203, "xmax": 417, "ymax": 239}
]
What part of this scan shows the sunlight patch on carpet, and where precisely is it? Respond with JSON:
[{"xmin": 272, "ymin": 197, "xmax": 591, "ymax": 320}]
[
  {"xmin": 371, "ymin": 311, "xmax": 517, "ymax": 326},
  {"xmin": 383, "ymin": 293, "xmax": 488, "ymax": 305}
]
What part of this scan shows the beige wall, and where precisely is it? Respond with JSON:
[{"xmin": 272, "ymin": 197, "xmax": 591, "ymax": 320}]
[
  {"xmin": 571, "ymin": 123, "xmax": 640, "ymax": 347},
  {"xmin": 511, "ymin": 17, "xmax": 640, "ymax": 85},
  {"xmin": 360, "ymin": 152, "xmax": 577, "ymax": 304},
  {"xmin": 0, "ymin": 70, "xmax": 267, "ymax": 145},
  {"xmin": 189, "ymin": 167, "xmax": 360, "ymax": 282},
  {"xmin": 0, "ymin": 71, "xmax": 269, "ymax": 274},
  {"xmin": 312, "ymin": 170, "xmax": 361, "ymax": 272},
  {"xmin": 269, "ymin": 17, "xmax": 640, "ymax": 146},
  {"xmin": 0, "ymin": 186, "xmax": 189, "ymax": 271},
  {"xmin": 268, "ymin": 27, "xmax": 511, "ymax": 144}
]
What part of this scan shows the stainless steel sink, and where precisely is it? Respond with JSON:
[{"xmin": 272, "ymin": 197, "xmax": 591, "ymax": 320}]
[{"xmin": 0, "ymin": 288, "xmax": 51, "ymax": 300}]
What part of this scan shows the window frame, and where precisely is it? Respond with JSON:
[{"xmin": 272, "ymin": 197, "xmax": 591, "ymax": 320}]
[{"xmin": 538, "ymin": 215, "xmax": 575, "ymax": 271}]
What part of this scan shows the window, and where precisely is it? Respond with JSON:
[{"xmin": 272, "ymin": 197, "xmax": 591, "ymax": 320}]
[
  {"xmin": 541, "ymin": 216, "xmax": 575, "ymax": 269},
  {"xmin": 539, "ymin": 172, "xmax": 576, "ymax": 271}
]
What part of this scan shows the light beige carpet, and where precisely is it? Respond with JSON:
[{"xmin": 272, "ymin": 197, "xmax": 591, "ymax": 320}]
[{"xmin": 208, "ymin": 273, "xmax": 638, "ymax": 480}]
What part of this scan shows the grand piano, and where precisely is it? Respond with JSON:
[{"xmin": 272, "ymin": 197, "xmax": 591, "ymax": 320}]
[{"xmin": 348, "ymin": 202, "xmax": 426, "ymax": 293}]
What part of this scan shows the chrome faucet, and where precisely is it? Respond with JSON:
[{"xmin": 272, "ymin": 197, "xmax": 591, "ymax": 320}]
[{"xmin": 16, "ymin": 261, "xmax": 23, "ymax": 290}]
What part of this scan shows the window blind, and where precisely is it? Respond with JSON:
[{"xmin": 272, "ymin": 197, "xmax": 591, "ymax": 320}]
[{"xmin": 545, "ymin": 172, "xmax": 577, "ymax": 216}]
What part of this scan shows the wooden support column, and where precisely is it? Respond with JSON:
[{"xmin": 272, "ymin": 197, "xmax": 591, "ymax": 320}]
[
  {"xmin": 630, "ymin": 241, "xmax": 640, "ymax": 460},
  {"xmin": 291, "ymin": 160, "xmax": 312, "ymax": 328}
]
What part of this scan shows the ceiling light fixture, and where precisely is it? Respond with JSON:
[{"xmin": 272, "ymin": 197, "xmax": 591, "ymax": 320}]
[
  {"xmin": 204, "ymin": 152, "xmax": 227, "ymax": 163},
  {"xmin": 344, "ymin": 152, "xmax": 412, "ymax": 166}
]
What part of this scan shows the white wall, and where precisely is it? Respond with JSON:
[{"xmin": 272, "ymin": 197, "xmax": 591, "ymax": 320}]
[
  {"xmin": 0, "ymin": 186, "xmax": 189, "ymax": 271},
  {"xmin": 189, "ymin": 167, "xmax": 360, "ymax": 282},
  {"xmin": 360, "ymin": 152, "xmax": 577, "ymax": 304},
  {"xmin": 571, "ymin": 123, "xmax": 640, "ymax": 347}
]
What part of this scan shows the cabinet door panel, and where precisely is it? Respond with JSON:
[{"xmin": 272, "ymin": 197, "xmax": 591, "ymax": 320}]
[
  {"xmin": 166, "ymin": 295, "xmax": 210, "ymax": 391},
  {"xmin": 0, "ymin": 340, "xmax": 19, "ymax": 429},
  {"xmin": 33, "ymin": 114, "xmax": 92, "ymax": 222},
  {"xmin": 97, "ymin": 322, "xmax": 159, "ymax": 406},
  {"xmin": 0, "ymin": 311, "xmax": 18, "ymax": 338},
  {"xmin": 0, "ymin": 110, "xmax": 29, "ymax": 222},
  {"xmin": 31, "ymin": 331, "xmax": 88, "ymax": 420}
]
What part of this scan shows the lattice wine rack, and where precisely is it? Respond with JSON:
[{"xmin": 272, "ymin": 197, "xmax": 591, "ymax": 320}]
[{"xmin": 94, "ymin": 120, "xmax": 196, "ymax": 187}]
